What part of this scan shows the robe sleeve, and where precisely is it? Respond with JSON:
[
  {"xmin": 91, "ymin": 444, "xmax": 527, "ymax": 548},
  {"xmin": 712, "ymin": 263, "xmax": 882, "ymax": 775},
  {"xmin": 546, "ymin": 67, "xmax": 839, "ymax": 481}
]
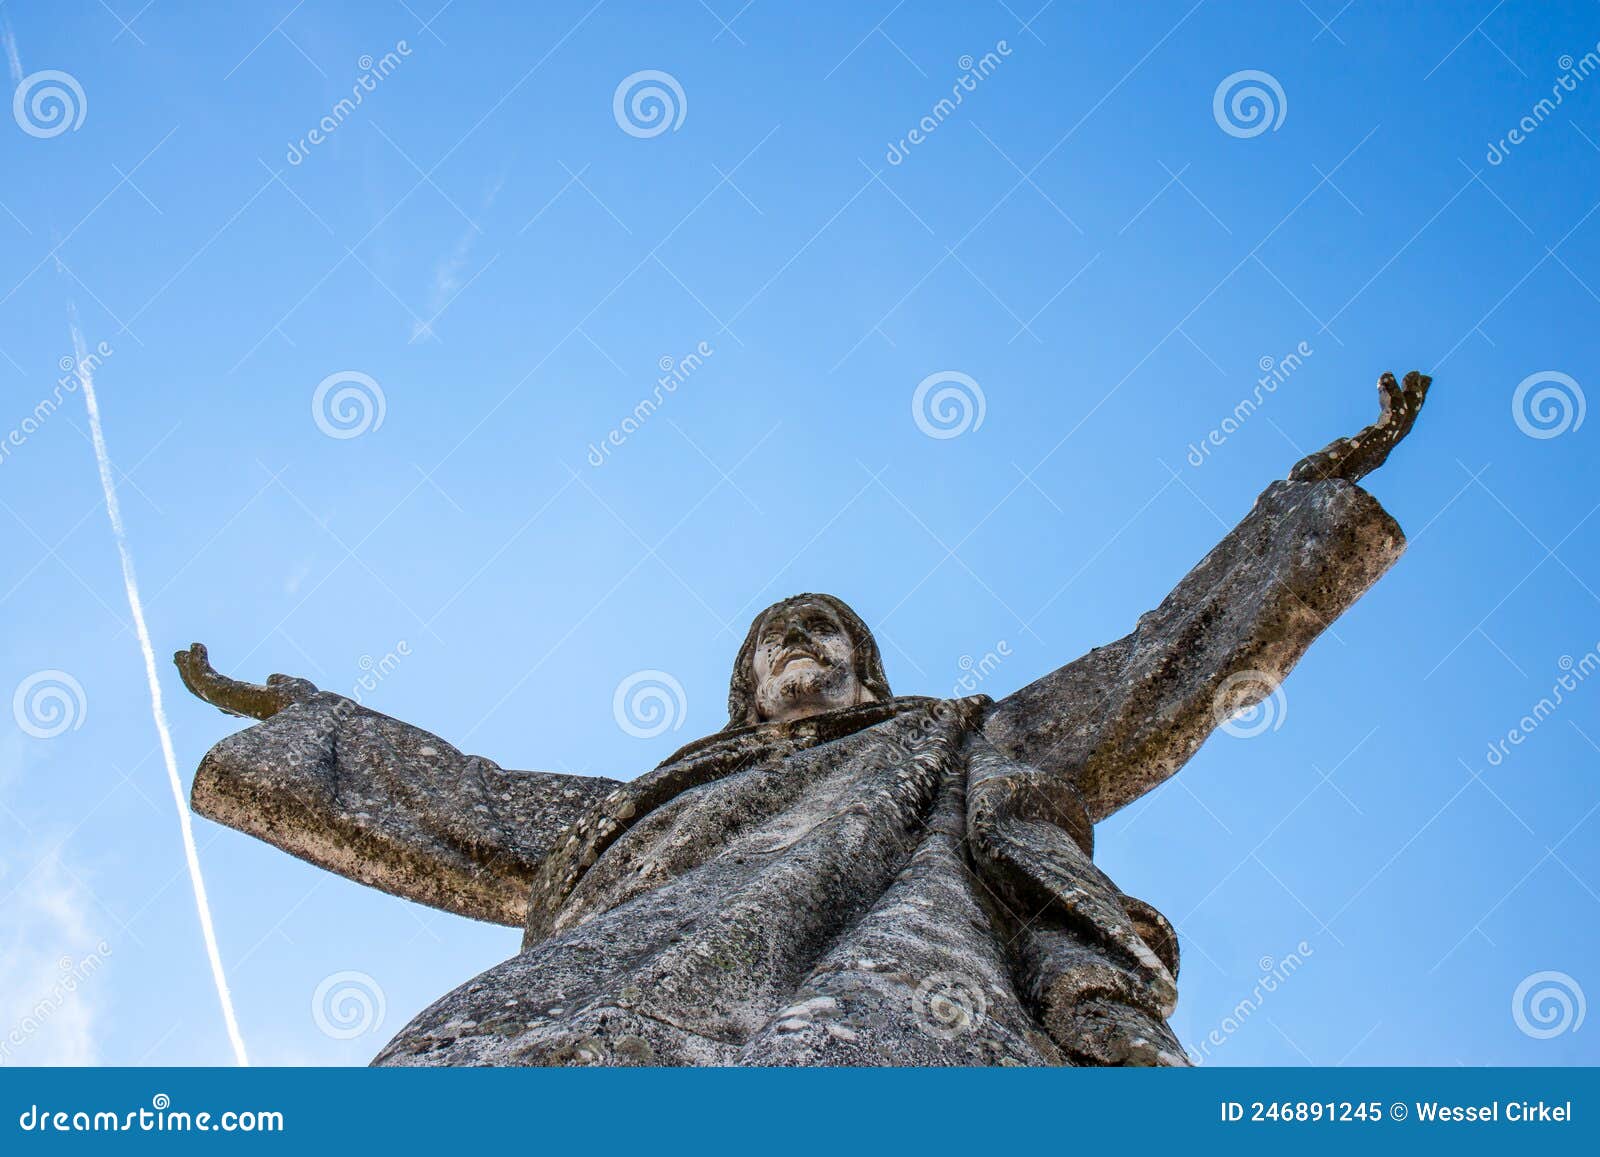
[
  {"xmin": 982, "ymin": 477, "xmax": 1405, "ymax": 823},
  {"xmin": 190, "ymin": 692, "xmax": 620, "ymax": 926}
]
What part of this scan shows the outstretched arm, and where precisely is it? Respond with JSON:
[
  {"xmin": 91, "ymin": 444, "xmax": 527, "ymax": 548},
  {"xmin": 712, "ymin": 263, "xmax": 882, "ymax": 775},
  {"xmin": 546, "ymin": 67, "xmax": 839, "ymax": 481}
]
[
  {"xmin": 176, "ymin": 644, "xmax": 620, "ymax": 926},
  {"xmin": 983, "ymin": 372, "xmax": 1430, "ymax": 822}
]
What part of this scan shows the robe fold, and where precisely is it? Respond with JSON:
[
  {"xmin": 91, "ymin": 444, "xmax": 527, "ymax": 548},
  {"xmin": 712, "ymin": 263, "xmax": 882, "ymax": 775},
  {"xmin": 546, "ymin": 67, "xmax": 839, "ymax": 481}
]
[{"xmin": 190, "ymin": 476, "xmax": 1405, "ymax": 1065}]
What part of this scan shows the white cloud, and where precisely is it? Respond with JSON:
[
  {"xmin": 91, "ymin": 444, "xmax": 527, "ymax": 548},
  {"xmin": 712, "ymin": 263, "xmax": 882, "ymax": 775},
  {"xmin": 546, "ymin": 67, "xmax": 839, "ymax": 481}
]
[
  {"xmin": 410, "ymin": 176, "xmax": 503, "ymax": 342},
  {"xmin": 284, "ymin": 559, "xmax": 313, "ymax": 596},
  {"xmin": 0, "ymin": 734, "xmax": 114, "ymax": 1065},
  {"xmin": 0, "ymin": 846, "xmax": 113, "ymax": 1065}
]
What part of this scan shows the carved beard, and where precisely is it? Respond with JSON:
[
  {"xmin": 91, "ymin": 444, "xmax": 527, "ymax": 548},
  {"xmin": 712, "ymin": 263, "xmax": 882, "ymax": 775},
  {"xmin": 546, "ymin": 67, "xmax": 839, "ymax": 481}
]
[{"xmin": 754, "ymin": 656, "xmax": 860, "ymax": 722}]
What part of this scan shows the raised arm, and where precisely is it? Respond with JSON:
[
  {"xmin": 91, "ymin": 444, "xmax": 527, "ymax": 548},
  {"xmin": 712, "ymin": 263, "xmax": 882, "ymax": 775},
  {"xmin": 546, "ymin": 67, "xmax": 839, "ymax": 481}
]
[
  {"xmin": 983, "ymin": 372, "xmax": 1430, "ymax": 822},
  {"xmin": 176, "ymin": 644, "xmax": 620, "ymax": 926}
]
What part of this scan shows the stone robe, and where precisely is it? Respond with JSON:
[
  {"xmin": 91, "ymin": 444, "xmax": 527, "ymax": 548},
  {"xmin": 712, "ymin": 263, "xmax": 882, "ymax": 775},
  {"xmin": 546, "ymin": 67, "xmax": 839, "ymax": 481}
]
[{"xmin": 190, "ymin": 477, "xmax": 1404, "ymax": 1065}]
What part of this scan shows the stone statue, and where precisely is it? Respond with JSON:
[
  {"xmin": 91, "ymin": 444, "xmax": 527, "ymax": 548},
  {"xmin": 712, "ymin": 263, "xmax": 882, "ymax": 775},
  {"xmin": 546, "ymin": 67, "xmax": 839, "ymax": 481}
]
[{"xmin": 176, "ymin": 372, "xmax": 1431, "ymax": 1066}]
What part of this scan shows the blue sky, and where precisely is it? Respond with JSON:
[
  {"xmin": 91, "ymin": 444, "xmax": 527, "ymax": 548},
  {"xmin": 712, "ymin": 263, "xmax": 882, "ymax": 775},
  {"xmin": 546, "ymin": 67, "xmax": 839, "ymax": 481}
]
[{"xmin": 1, "ymin": 0, "xmax": 1597, "ymax": 1067}]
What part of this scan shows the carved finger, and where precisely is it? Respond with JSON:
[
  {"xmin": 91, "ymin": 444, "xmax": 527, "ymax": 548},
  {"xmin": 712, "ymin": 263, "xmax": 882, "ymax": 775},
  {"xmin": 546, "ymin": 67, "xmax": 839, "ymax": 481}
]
[
  {"xmin": 175, "ymin": 641, "xmax": 206, "ymax": 675},
  {"xmin": 172, "ymin": 644, "xmax": 261, "ymax": 718},
  {"xmin": 1402, "ymin": 370, "xmax": 1431, "ymax": 409},
  {"xmin": 1377, "ymin": 372, "xmax": 1402, "ymax": 420},
  {"xmin": 174, "ymin": 643, "xmax": 218, "ymax": 696}
]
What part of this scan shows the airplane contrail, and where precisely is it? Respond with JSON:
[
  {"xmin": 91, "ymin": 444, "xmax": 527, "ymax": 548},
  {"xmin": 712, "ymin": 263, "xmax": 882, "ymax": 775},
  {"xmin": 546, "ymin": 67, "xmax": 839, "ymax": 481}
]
[
  {"xmin": 69, "ymin": 313, "xmax": 250, "ymax": 1065},
  {"xmin": 1, "ymin": 11, "xmax": 22, "ymax": 87}
]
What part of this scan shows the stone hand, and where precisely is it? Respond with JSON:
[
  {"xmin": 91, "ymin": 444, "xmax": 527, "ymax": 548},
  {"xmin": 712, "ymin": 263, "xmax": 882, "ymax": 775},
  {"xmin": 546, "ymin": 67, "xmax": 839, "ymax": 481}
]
[
  {"xmin": 1289, "ymin": 370, "xmax": 1432, "ymax": 484},
  {"xmin": 173, "ymin": 642, "xmax": 319, "ymax": 721}
]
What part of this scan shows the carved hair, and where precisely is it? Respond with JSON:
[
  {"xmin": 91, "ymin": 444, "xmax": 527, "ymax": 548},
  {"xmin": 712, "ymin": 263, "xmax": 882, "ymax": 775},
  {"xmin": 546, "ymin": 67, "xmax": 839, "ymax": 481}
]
[{"xmin": 725, "ymin": 593, "xmax": 892, "ymax": 728}]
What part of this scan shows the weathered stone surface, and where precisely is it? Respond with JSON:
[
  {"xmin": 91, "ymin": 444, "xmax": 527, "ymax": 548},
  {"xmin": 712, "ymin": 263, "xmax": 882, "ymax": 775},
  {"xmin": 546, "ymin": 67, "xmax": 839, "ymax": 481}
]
[
  {"xmin": 178, "ymin": 374, "xmax": 1430, "ymax": 1066},
  {"xmin": 191, "ymin": 698, "xmax": 618, "ymax": 926},
  {"xmin": 982, "ymin": 476, "xmax": 1404, "ymax": 820}
]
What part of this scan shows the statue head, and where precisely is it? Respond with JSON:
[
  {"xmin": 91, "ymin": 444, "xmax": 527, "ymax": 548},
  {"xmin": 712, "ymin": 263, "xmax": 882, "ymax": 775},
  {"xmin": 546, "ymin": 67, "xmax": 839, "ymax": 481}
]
[{"xmin": 726, "ymin": 593, "xmax": 891, "ymax": 728}]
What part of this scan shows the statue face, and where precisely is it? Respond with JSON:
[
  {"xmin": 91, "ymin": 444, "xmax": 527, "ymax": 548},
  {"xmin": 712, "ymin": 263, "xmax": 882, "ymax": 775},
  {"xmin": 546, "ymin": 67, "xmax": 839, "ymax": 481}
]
[{"xmin": 750, "ymin": 599, "xmax": 870, "ymax": 723}]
